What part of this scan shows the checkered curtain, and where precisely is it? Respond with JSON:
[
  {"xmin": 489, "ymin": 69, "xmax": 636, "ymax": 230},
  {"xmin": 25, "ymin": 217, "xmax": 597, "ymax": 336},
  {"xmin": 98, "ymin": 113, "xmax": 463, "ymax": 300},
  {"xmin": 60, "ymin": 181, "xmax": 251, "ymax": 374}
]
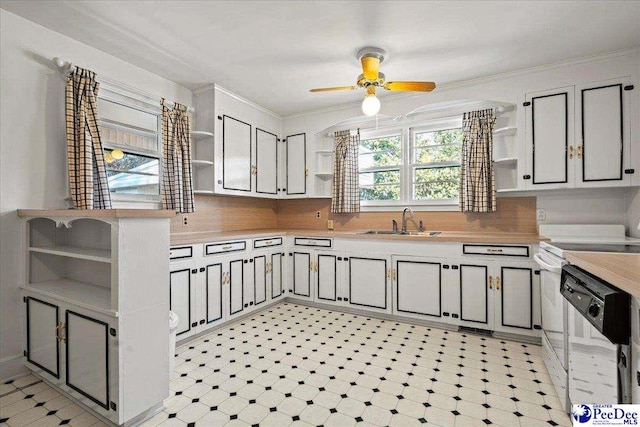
[
  {"xmin": 161, "ymin": 100, "xmax": 195, "ymax": 213},
  {"xmin": 331, "ymin": 130, "xmax": 360, "ymax": 213},
  {"xmin": 459, "ymin": 109, "xmax": 497, "ymax": 212},
  {"xmin": 65, "ymin": 67, "xmax": 112, "ymax": 209}
]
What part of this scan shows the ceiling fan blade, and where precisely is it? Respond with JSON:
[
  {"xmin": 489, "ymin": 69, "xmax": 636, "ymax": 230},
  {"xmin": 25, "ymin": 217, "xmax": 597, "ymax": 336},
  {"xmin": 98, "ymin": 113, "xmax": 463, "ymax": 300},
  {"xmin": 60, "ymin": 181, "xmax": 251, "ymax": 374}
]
[
  {"xmin": 361, "ymin": 56, "xmax": 380, "ymax": 80},
  {"xmin": 384, "ymin": 81, "xmax": 436, "ymax": 92},
  {"xmin": 309, "ymin": 86, "xmax": 357, "ymax": 93}
]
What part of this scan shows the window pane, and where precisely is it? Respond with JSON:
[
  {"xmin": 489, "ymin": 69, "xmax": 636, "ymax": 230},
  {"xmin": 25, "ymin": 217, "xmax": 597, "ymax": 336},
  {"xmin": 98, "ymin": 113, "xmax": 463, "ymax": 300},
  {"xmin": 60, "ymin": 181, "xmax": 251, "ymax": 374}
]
[
  {"xmin": 414, "ymin": 166, "xmax": 460, "ymax": 200},
  {"xmin": 359, "ymin": 135, "xmax": 401, "ymax": 168},
  {"xmin": 414, "ymin": 128, "xmax": 463, "ymax": 147},
  {"xmin": 106, "ymin": 150, "xmax": 160, "ymax": 195},
  {"xmin": 414, "ymin": 144, "xmax": 461, "ymax": 164},
  {"xmin": 100, "ymin": 125, "xmax": 159, "ymax": 153},
  {"xmin": 359, "ymin": 170, "xmax": 400, "ymax": 201}
]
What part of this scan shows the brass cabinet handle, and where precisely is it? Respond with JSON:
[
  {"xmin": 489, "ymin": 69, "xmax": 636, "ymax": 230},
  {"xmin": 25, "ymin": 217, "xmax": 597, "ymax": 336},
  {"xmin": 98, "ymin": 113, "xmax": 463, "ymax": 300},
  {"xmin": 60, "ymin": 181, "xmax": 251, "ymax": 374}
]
[
  {"xmin": 489, "ymin": 276, "xmax": 493, "ymax": 290},
  {"xmin": 305, "ymin": 168, "xmax": 309, "ymax": 177},
  {"xmin": 569, "ymin": 145, "xmax": 574, "ymax": 160},
  {"xmin": 487, "ymin": 248, "xmax": 503, "ymax": 253},
  {"xmin": 56, "ymin": 321, "xmax": 66, "ymax": 343},
  {"xmin": 496, "ymin": 276, "xmax": 501, "ymax": 290},
  {"xmin": 392, "ymin": 269, "xmax": 397, "ymax": 281},
  {"xmin": 222, "ymin": 245, "xmax": 232, "ymax": 250},
  {"xmin": 577, "ymin": 145, "xmax": 583, "ymax": 159}
]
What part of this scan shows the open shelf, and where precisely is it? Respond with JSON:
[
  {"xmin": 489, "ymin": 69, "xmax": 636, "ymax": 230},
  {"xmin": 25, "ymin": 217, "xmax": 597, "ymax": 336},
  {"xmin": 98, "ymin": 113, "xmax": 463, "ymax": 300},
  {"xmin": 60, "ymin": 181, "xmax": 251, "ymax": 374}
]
[
  {"xmin": 493, "ymin": 157, "xmax": 518, "ymax": 167},
  {"xmin": 315, "ymin": 150, "xmax": 335, "ymax": 155},
  {"xmin": 192, "ymin": 160, "xmax": 214, "ymax": 167},
  {"xmin": 24, "ymin": 279, "xmax": 113, "ymax": 314},
  {"xmin": 497, "ymin": 188, "xmax": 520, "ymax": 193},
  {"xmin": 315, "ymin": 173, "xmax": 334, "ymax": 180},
  {"xmin": 29, "ymin": 246, "xmax": 111, "ymax": 263},
  {"xmin": 493, "ymin": 126, "xmax": 517, "ymax": 136},
  {"xmin": 194, "ymin": 190, "xmax": 215, "ymax": 195},
  {"xmin": 192, "ymin": 130, "xmax": 214, "ymax": 141}
]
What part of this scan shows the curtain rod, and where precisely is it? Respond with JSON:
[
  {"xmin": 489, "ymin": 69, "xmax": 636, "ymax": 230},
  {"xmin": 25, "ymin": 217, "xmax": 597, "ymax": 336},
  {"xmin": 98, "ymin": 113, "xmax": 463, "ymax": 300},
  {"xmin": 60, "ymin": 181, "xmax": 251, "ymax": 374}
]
[{"xmin": 52, "ymin": 57, "xmax": 195, "ymax": 113}]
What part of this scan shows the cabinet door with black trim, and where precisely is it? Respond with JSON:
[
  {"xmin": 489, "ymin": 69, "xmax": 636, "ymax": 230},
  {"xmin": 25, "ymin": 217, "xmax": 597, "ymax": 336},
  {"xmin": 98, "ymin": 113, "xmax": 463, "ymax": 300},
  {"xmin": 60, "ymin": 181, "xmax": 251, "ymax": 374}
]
[
  {"xmin": 24, "ymin": 296, "xmax": 61, "ymax": 381},
  {"xmin": 575, "ymin": 77, "xmax": 633, "ymax": 188},
  {"xmin": 202, "ymin": 261, "xmax": 224, "ymax": 331},
  {"xmin": 270, "ymin": 252, "xmax": 284, "ymax": 301},
  {"xmin": 222, "ymin": 115, "xmax": 252, "ymax": 193},
  {"xmin": 285, "ymin": 133, "xmax": 307, "ymax": 196},
  {"xmin": 315, "ymin": 251, "xmax": 345, "ymax": 307},
  {"xmin": 64, "ymin": 310, "xmax": 113, "ymax": 412},
  {"xmin": 453, "ymin": 261, "xmax": 495, "ymax": 331},
  {"xmin": 392, "ymin": 255, "xmax": 444, "ymax": 321},
  {"xmin": 346, "ymin": 254, "xmax": 391, "ymax": 314},
  {"xmin": 169, "ymin": 262, "xmax": 196, "ymax": 339},
  {"xmin": 524, "ymin": 86, "xmax": 575, "ymax": 190},
  {"xmin": 495, "ymin": 261, "xmax": 541, "ymax": 337},
  {"xmin": 253, "ymin": 252, "xmax": 268, "ymax": 306},
  {"xmin": 291, "ymin": 252, "xmax": 313, "ymax": 301},
  {"xmin": 255, "ymin": 128, "xmax": 279, "ymax": 196},
  {"xmin": 227, "ymin": 257, "xmax": 246, "ymax": 320}
]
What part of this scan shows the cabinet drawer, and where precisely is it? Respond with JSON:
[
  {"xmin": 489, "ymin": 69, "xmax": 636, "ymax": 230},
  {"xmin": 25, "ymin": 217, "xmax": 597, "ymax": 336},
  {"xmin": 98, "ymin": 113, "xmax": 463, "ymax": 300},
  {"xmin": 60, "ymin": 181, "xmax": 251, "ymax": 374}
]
[
  {"xmin": 462, "ymin": 244, "xmax": 529, "ymax": 257},
  {"xmin": 253, "ymin": 237, "xmax": 283, "ymax": 249},
  {"xmin": 294, "ymin": 237, "xmax": 332, "ymax": 248},
  {"xmin": 170, "ymin": 246, "xmax": 193, "ymax": 260},
  {"xmin": 205, "ymin": 241, "xmax": 246, "ymax": 255}
]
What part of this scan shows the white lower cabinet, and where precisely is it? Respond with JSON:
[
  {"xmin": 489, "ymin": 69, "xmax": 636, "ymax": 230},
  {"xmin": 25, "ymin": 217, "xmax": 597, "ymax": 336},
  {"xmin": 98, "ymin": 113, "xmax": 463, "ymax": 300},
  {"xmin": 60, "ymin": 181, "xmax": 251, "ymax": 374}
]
[
  {"xmin": 456, "ymin": 261, "xmax": 495, "ymax": 330},
  {"xmin": 316, "ymin": 251, "xmax": 344, "ymax": 305},
  {"xmin": 290, "ymin": 251, "xmax": 313, "ymax": 301},
  {"xmin": 392, "ymin": 255, "xmax": 445, "ymax": 320},
  {"xmin": 24, "ymin": 296, "xmax": 120, "ymax": 423},
  {"xmin": 346, "ymin": 254, "xmax": 391, "ymax": 314},
  {"xmin": 170, "ymin": 239, "xmax": 286, "ymax": 341},
  {"xmin": 494, "ymin": 261, "xmax": 541, "ymax": 336}
]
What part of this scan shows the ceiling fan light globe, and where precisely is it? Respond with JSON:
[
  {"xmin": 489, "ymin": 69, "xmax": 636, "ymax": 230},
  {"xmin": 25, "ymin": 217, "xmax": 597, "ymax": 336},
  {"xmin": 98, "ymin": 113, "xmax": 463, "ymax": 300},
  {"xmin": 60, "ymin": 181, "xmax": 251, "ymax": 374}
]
[
  {"xmin": 111, "ymin": 149, "xmax": 124, "ymax": 160},
  {"xmin": 362, "ymin": 94, "xmax": 380, "ymax": 116}
]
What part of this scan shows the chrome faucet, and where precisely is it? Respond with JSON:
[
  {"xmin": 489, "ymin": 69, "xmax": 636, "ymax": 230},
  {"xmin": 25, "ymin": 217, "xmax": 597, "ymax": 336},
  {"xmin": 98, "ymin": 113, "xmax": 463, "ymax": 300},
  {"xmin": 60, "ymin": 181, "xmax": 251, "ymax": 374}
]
[{"xmin": 401, "ymin": 207, "xmax": 415, "ymax": 233}]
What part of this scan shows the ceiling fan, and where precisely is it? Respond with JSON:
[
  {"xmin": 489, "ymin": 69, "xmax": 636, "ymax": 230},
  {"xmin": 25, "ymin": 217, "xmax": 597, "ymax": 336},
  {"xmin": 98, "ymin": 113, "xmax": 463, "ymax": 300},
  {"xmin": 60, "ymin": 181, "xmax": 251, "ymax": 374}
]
[{"xmin": 310, "ymin": 47, "xmax": 436, "ymax": 116}]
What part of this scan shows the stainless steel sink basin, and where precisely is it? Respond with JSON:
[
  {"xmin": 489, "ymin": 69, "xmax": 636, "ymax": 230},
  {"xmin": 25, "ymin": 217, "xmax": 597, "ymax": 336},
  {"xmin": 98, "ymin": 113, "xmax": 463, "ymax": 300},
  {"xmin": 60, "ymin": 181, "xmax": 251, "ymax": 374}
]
[
  {"xmin": 361, "ymin": 230, "xmax": 441, "ymax": 236},
  {"xmin": 361, "ymin": 230, "xmax": 399, "ymax": 235}
]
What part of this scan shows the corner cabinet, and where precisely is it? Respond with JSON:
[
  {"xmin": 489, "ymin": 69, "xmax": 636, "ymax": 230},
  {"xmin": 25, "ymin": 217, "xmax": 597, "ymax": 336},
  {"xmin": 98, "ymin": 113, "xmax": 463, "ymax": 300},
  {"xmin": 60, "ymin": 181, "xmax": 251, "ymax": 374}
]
[
  {"xmin": 194, "ymin": 85, "xmax": 309, "ymax": 199},
  {"xmin": 523, "ymin": 78, "xmax": 637, "ymax": 189},
  {"xmin": 169, "ymin": 236, "xmax": 286, "ymax": 341},
  {"xmin": 18, "ymin": 209, "xmax": 173, "ymax": 425}
]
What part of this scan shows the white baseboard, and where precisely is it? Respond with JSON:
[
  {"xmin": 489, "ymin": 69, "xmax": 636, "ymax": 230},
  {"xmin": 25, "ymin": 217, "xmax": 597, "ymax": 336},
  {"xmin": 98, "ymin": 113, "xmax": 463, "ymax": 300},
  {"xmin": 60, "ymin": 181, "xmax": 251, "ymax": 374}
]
[{"xmin": 0, "ymin": 353, "xmax": 28, "ymax": 382}]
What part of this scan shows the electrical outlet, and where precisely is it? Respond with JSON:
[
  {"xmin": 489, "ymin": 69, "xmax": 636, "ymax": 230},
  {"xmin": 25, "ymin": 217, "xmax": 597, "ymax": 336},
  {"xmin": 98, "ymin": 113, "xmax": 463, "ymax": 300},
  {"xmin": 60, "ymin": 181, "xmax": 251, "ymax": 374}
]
[
  {"xmin": 327, "ymin": 220, "xmax": 334, "ymax": 230},
  {"xmin": 536, "ymin": 209, "xmax": 546, "ymax": 222},
  {"xmin": 182, "ymin": 215, "xmax": 189, "ymax": 227},
  {"xmin": 316, "ymin": 211, "xmax": 321, "ymax": 219}
]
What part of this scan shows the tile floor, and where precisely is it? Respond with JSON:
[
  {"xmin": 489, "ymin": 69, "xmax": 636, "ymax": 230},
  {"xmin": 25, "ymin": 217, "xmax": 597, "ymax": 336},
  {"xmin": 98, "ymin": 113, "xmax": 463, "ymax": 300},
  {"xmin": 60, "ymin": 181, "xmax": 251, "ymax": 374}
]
[{"xmin": 1, "ymin": 302, "xmax": 571, "ymax": 427}]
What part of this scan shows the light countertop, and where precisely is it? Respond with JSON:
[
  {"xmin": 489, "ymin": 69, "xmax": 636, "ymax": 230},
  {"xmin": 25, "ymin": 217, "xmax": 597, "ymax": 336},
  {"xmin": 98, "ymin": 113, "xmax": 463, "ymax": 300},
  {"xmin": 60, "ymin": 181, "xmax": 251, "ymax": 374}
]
[
  {"xmin": 170, "ymin": 228, "xmax": 548, "ymax": 246},
  {"xmin": 18, "ymin": 209, "xmax": 176, "ymax": 218},
  {"xmin": 566, "ymin": 251, "xmax": 640, "ymax": 298}
]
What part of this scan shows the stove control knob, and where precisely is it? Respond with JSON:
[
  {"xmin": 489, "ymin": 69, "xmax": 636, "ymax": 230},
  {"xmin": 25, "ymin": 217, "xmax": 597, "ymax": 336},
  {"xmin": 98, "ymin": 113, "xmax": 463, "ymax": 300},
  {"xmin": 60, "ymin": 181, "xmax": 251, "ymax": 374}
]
[{"xmin": 588, "ymin": 303, "xmax": 600, "ymax": 318}]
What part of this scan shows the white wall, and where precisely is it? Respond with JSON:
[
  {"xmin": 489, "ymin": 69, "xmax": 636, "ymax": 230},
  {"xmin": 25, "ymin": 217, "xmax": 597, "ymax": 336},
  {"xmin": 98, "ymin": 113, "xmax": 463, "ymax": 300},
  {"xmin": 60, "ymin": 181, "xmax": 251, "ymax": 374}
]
[
  {"xmin": 0, "ymin": 10, "xmax": 192, "ymax": 380},
  {"xmin": 536, "ymin": 188, "xmax": 629, "ymax": 226}
]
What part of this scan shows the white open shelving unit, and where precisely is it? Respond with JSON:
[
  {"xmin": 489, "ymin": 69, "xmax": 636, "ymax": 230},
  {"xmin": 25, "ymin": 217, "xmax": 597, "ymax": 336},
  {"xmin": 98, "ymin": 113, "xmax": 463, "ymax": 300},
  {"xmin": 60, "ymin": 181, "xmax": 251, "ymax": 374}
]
[
  {"xmin": 312, "ymin": 133, "xmax": 335, "ymax": 197},
  {"xmin": 493, "ymin": 125, "xmax": 519, "ymax": 192},
  {"xmin": 191, "ymin": 129, "xmax": 215, "ymax": 194}
]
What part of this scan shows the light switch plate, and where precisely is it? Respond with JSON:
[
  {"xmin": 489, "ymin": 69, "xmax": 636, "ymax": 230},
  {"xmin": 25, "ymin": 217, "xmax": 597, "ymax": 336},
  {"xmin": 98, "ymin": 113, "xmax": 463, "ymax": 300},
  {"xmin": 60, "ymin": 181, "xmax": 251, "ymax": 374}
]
[
  {"xmin": 327, "ymin": 220, "xmax": 334, "ymax": 230},
  {"xmin": 536, "ymin": 209, "xmax": 546, "ymax": 222}
]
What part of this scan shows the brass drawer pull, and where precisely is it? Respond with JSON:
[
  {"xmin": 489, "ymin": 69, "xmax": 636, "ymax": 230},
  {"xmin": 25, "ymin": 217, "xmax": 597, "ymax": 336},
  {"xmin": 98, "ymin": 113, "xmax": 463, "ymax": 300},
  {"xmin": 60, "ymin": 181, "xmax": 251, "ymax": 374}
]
[
  {"xmin": 222, "ymin": 245, "xmax": 232, "ymax": 250},
  {"xmin": 487, "ymin": 248, "xmax": 503, "ymax": 253}
]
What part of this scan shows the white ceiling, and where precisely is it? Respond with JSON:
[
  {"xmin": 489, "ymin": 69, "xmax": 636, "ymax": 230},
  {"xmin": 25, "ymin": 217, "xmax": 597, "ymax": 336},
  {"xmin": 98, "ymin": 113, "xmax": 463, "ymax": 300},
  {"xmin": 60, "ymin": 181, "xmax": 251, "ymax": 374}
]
[{"xmin": 2, "ymin": 1, "xmax": 639, "ymax": 116}]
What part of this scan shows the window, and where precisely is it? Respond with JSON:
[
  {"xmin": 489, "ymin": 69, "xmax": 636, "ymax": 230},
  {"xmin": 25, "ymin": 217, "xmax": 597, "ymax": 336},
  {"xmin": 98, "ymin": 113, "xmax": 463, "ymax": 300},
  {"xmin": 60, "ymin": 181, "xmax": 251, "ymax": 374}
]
[
  {"xmin": 97, "ymin": 97, "xmax": 162, "ymax": 197},
  {"xmin": 411, "ymin": 127, "xmax": 462, "ymax": 201},
  {"xmin": 357, "ymin": 118, "xmax": 462, "ymax": 208},
  {"xmin": 358, "ymin": 133, "xmax": 402, "ymax": 201}
]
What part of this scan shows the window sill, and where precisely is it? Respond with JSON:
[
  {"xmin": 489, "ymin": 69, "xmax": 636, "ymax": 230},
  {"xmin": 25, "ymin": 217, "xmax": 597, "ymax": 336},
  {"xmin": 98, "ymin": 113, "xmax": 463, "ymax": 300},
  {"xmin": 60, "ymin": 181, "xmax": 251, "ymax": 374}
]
[{"xmin": 360, "ymin": 200, "xmax": 460, "ymax": 212}]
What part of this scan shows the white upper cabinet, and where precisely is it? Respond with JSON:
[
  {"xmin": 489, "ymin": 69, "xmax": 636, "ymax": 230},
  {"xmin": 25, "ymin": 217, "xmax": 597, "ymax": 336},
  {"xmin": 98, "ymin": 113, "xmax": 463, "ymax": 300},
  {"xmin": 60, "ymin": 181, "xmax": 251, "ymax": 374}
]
[
  {"xmin": 255, "ymin": 128, "xmax": 279, "ymax": 195},
  {"xmin": 525, "ymin": 86, "xmax": 575, "ymax": 189},
  {"xmin": 222, "ymin": 115, "xmax": 252, "ymax": 192},
  {"xmin": 575, "ymin": 78, "xmax": 633, "ymax": 187},
  {"xmin": 285, "ymin": 133, "xmax": 308, "ymax": 197},
  {"xmin": 524, "ymin": 78, "xmax": 636, "ymax": 190}
]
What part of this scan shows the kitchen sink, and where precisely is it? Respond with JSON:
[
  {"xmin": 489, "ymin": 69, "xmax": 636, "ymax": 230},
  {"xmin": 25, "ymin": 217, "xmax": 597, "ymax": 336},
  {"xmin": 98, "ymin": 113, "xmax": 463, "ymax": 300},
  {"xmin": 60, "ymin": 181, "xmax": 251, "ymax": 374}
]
[{"xmin": 361, "ymin": 230, "xmax": 441, "ymax": 236}]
